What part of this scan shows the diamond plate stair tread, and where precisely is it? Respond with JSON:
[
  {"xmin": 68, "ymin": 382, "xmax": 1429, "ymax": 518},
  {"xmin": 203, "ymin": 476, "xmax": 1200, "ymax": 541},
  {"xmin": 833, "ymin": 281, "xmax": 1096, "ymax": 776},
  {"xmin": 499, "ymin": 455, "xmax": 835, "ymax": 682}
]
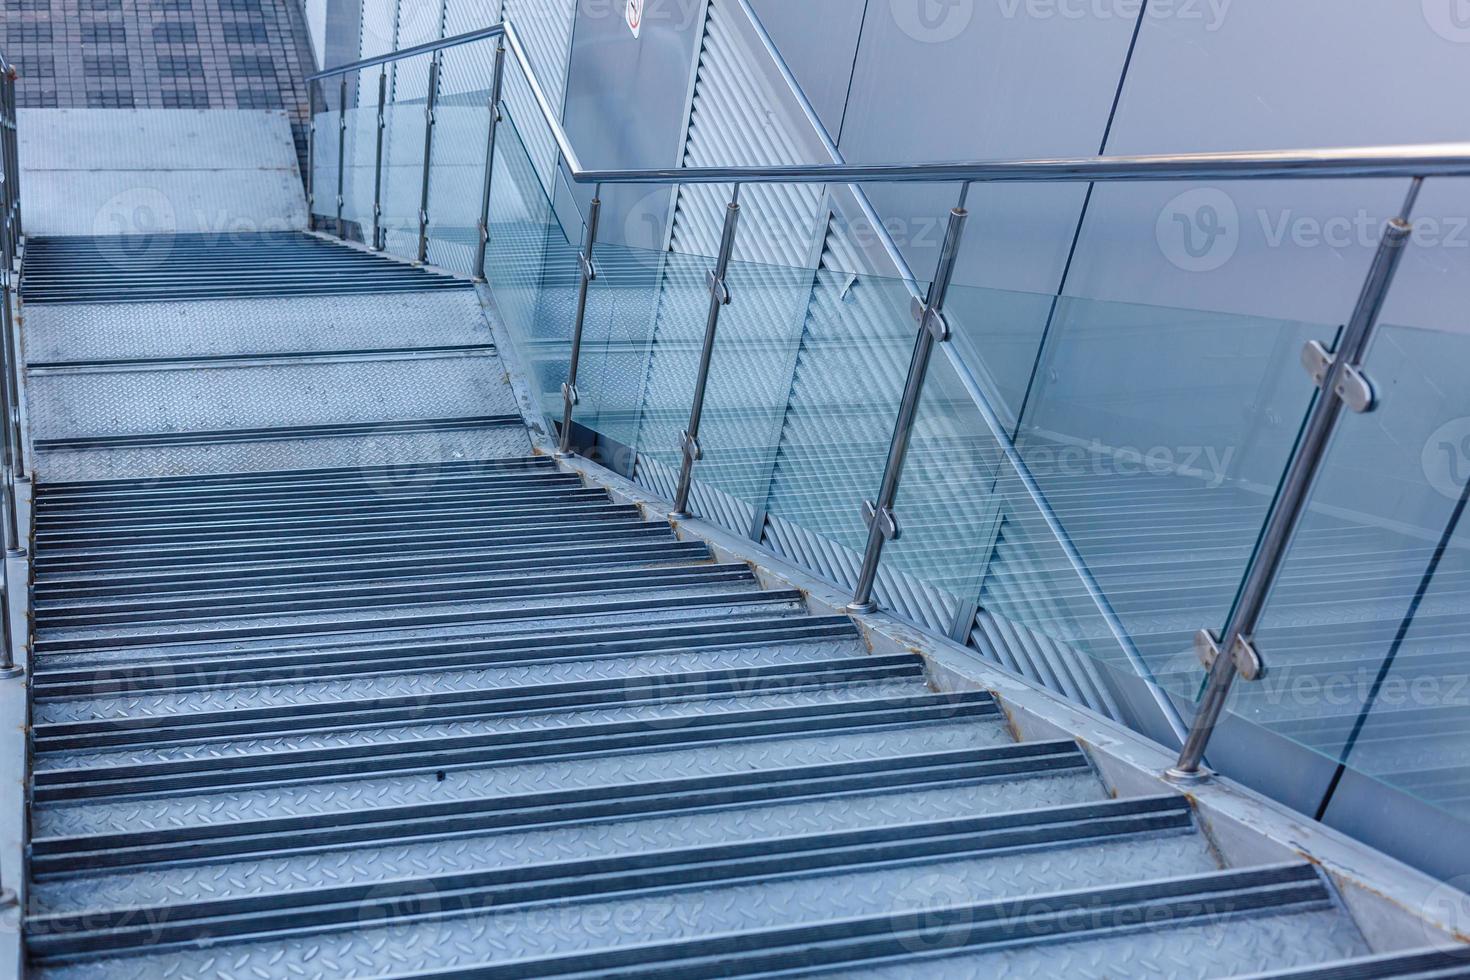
[
  {"xmin": 34, "ymin": 426, "xmax": 536, "ymax": 482},
  {"xmin": 32, "ymin": 771, "xmax": 1107, "ymax": 915},
  {"xmin": 34, "ymin": 835, "xmax": 1220, "ymax": 979},
  {"xmin": 38, "ymin": 680, "xmax": 932, "ymax": 771},
  {"xmin": 24, "ymin": 292, "xmax": 491, "ymax": 362},
  {"xmin": 27, "ymin": 355, "xmax": 517, "ymax": 440},
  {"xmin": 828, "ymin": 909, "xmax": 1370, "ymax": 980},
  {"xmin": 32, "ymin": 718, "xmax": 1015, "ymax": 838},
  {"xmin": 32, "ymin": 638, "xmax": 868, "ymax": 725},
  {"xmin": 33, "ymin": 597, "xmax": 812, "ymax": 669},
  {"xmin": 35, "ymin": 579, "xmax": 770, "ymax": 648}
]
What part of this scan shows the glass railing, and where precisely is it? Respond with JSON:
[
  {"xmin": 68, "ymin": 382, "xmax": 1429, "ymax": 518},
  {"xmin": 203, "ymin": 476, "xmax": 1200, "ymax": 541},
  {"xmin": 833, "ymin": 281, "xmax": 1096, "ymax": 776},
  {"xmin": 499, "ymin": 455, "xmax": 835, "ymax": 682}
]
[
  {"xmin": 1213, "ymin": 321, "xmax": 1470, "ymax": 878},
  {"xmin": 302, "ymin": 21, "xmax": 1470, "ymax": 883}
]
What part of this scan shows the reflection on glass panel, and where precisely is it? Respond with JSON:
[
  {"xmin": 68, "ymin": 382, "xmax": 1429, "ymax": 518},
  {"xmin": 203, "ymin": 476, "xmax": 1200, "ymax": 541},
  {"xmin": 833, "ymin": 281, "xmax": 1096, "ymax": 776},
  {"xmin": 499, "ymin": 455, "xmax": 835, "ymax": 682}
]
[
  {"xmin": 758, "ymin": 264, "xmax": 916, "ymax": 581},
  {"xmin": 426, "ymin": 40, "xmax": 500, "ymax": 275},
  {"xmin": 483, "ymin": 107, "xmax": 579, "ymax": 420},
  {"xmin": 310, "ymin": 104, "xmax": 339, "ymax": 224},
  {"xmin": 378, "ymin": 54, "xmax": 433, "ymax": 261},
  {"xmin": 340, "ymin": 70, "xmax": 381, "ymax": 243},
  {"xmin": 571, "ymin": 240, "xmax": 679, "ymax": 458},
  {"xmin": 1000, "ymin": 296, "xmax": 1328, "ymax": 697},
  {"xmin": 682, "ymin": 254, "xmax": 818, "ymax": 538},
  {"xmin": 1236, "ymin": 323, "xmax": 1470, "ymax": 824}
]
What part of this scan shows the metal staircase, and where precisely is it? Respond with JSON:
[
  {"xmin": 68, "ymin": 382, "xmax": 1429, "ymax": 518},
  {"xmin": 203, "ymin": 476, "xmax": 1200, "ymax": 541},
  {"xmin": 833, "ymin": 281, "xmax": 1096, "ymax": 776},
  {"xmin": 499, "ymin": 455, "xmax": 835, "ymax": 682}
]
[
  {"xmin": 2, "ymin": 12, "xmax": 1469, "ymax": 977},
  {"xmin": 9, "ymin": 231, "xmax": 1465, "ymax": 978}
]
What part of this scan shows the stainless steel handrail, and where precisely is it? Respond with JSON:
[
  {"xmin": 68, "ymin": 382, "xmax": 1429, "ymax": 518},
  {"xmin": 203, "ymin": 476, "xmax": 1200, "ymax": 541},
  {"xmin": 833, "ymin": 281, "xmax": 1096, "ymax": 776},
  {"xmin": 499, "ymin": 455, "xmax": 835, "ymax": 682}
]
[{"xmin": 307, "ymin": 25, "xmax": 505, "ymax": 80}]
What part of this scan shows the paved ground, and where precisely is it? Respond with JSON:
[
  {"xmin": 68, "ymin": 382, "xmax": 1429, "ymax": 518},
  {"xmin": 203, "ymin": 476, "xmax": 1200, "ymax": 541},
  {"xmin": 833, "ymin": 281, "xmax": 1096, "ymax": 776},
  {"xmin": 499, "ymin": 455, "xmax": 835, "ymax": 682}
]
[{"xmin": 4, "ymin": 0, "xmax": 315, "ymax": 166}]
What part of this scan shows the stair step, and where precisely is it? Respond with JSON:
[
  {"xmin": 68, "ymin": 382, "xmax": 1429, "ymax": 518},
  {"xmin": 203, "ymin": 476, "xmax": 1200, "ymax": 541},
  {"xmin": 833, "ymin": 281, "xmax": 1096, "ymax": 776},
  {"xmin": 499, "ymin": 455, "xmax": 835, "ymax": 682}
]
[
  {"xmin": 34, "ymin": 539, "xmax": 713, "ymax": 601},
  {"xmin": 348, "ymin": 865, "xmax": 1355, "ymax": 980},
  {"xmin": 34, "ymin": 482, "xmax": 602, "ymax": 530},
  {"xmin": 32, "ymin": 691, "xmax": 1000, "ymax": 804},
  {"xmin": 31, "ymin": 696, "xmax": 1014, "ymax": 841},
  {"xmin": 28, "ymin": 742, "xmax": 1099, "ymax": 885},
  {"xmin": 33, "ymin": 655, "xmax": 924, "ymax": 753},
  {"xmin": 28, "ymin": 356, "xmax": 517, "ymax": 447},
  {"xmin": 36, "ymin": 561, "xmax": 736, "ymax": 628},
  {"xmin": 31, "ymin": 615, "xmax": 860, "ymax": 703},
  {"xmin": 35, "ymin": 498, "xmax": 640, "ymax": 550},
  {"xmin": 21, "ymin": 233, "xmax": 470, "ymax": 304},
  {"xmin": 33, "ymin": 422, "xmax": 536, "ymax": 484},
  {"xmin": 34, "ymin": 454, "xmax": 558, "ymax": 499},
  {"xmin": 23, "ymin": 290, "xmax": 493, "ymax": 363},
  {"xmin": 26, "ymin": 796, "xmax": 1200, "ymax": 966},
  {"xmin": 34, "ymin": 515, "xmax": 670, "ymax": 573},
  {"xmin": 32, "ymin": 587, "xmax": 808, "ymax": 659}
]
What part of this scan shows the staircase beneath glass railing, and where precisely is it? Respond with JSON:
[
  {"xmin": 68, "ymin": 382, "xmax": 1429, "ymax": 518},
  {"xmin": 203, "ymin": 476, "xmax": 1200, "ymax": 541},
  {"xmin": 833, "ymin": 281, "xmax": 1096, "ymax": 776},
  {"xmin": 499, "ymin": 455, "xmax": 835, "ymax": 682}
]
[{"xmin": 303, "ymin": 21, "xmax": 1470, "ymax": 886}]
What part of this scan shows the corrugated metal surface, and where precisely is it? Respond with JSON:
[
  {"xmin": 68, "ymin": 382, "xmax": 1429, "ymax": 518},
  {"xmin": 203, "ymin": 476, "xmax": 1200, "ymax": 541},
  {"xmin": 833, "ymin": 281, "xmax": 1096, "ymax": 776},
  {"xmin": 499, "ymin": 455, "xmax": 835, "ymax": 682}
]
[
  {"xmin": 755, "ymin": 223, "xmax": 908, "ymax": 587},
  {"xmin": 668, "ymin": 0, "xmax": 823, "ymax": 267}
]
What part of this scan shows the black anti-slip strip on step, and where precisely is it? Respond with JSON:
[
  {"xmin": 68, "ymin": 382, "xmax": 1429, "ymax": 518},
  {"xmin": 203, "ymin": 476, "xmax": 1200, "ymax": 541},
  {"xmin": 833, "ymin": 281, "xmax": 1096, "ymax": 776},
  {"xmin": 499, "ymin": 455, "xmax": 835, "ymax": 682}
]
[
  {"xmin": 33, "ymin": 656, "xmax": 925, "ymax": 752},
  {"xmin": 382, "ymin": 864, "xmax": 1331, "ymax": 980},
  {"xmin": 26, "ymin": 795, "xmax": 1193, "ymax": 962},
  {"xmin": 35, "ymin": 562, "xmax": 752, "ymax": 631},
  {"xmin": 36, "ymin": 455, "xmax": 556, "ymax": 497},
  {"xmin": 33, "ymin": 586, "xmax": 804, "ymax": 657},
  {"xmin": 33, "ymin": 692, "xmax": 1001, "ymax": 803},
  {"xmin": 31, "ymin": 615, "xmax": 858, "ymax": 701},
  {"xmin": 1246, "ymin": 950, "xmax": 1470, "ymax": 979},
  {"xmin": 33, "ymin": 415, "xmax": 523, "ymax": 452},
  {"xmin": 31, "ymin": 742, "xmax": 1088, "ymax": 875},
  {"xmin": 34, "ymin": 540, "xmax": 713, "ymax": 602}
]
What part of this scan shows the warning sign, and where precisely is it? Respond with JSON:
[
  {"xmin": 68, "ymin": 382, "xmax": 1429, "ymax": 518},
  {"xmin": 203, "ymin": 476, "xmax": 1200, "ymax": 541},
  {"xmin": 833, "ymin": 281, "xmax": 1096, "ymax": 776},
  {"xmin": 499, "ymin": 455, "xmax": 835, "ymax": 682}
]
[{"xmin": 626, "ymin": 0, "xmax": 643, "ymax": 38}]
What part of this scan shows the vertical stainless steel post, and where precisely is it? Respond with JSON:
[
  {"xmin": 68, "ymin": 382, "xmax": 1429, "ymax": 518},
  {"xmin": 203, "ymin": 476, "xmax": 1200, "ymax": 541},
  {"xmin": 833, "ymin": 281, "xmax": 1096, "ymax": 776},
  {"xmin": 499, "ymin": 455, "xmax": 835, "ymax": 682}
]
[
  {"xmin": 0, "ymin": 254, "xmax": 22, "ymax": 488},
  {"xmin": 670, "ymin": 187, "xmax": 742, "ymax": 518},
  {"xmin": 335, "ymin": 74, "xmax": 348, "ymax": 238},
  {"xmin": 416, "ymin": 54, "xmax": 440, "ymax": 264},
  {"xmin": 848, "ymin": 200, "xmax": 970, "ymax": 613},
  {"xmin": 0, "ymin": 576, "xmax": 16, "ymax": 679},
  {"xmin": 557, "ymin": 191, "xmax": 602, "ymax": 458},
  {"xmin": 3, "ymin": 68, "xmax": 18, "ymax": 249},
  {"xmin": 473, "ymin": 39, "xmax": 508, "ymax": 282},
  {"xmin": 305, "ymin": 78, "xmax": 316, "ymax": 226},
  {"xmin": 1169, "ymin": 179, "xmax": 1423, "ymax": 781},
  {"xmin": 0, "ymin": 281, "xmax": 19, "ymax": 558},
  {"xmin": 370, "ymin": 69, "xmax": 387, "ymax": 250}
]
